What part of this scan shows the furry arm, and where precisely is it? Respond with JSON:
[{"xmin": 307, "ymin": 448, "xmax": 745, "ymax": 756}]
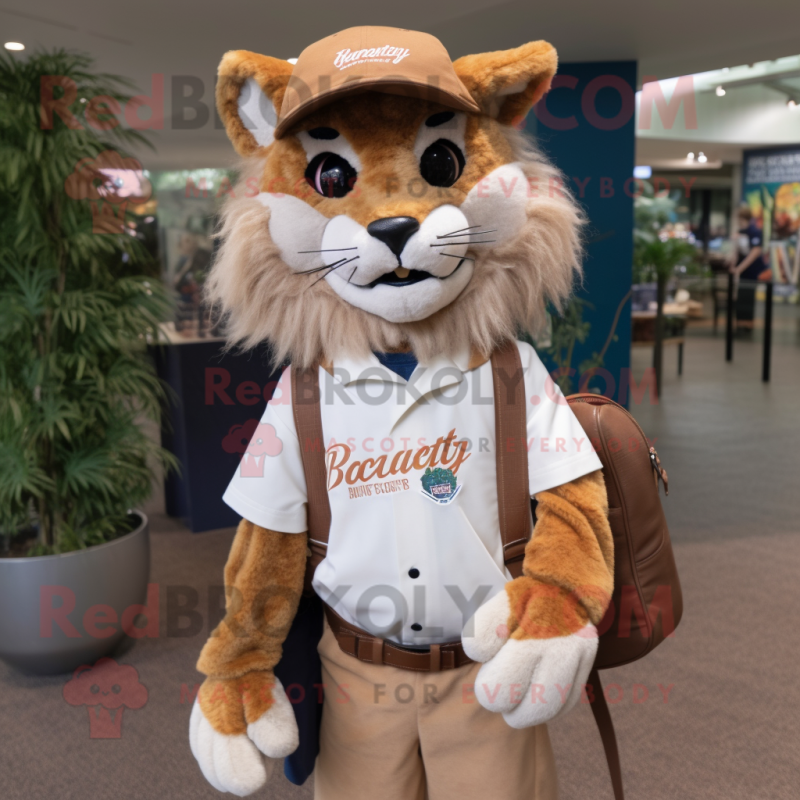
[
  {"xmin": 196, "ymin": 519, "xmax": 307, "ymax": 734},
  {"xmin": 462, "ymin": 470, "xmax": 614, "ymax": 727},
  {"xmin": 511, "ymin": 468, "xmax": 614, "ymax": 639}
]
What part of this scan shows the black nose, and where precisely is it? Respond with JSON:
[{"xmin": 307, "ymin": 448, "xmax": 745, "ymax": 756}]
[{"xmin": 367, "ymin": 216, "xmax": 420, "ymax": 258}]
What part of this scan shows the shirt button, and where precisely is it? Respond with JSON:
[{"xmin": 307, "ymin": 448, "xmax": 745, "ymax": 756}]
[
  {"xmin": 408, "ymin": 568, "xmax": 420, "ymax": 579},
  {"xmin": 410, "ymin": 623, "xmax": 422, "ymax": 632}
]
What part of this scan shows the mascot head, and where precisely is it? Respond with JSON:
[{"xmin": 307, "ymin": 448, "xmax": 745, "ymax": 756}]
[{"xmin": 208, "ymin": 26, "xmax": 582, "ymax": 366}]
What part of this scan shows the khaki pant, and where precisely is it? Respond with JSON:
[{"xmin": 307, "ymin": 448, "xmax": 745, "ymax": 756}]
[{"xmin": 314, "ymin": 620, "xmax": 558, "ymax": 800}]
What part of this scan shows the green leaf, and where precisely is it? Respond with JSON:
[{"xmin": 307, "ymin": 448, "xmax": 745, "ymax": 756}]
[{"xmin": 55, "ymin": 417, "xmax": 71, "ymax": 441}]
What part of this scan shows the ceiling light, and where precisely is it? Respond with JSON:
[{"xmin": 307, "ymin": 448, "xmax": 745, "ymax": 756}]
[
  {"xmin": 687, "ymin": 152, "xmax": 695, "ymax": 161},
  {"xmin": 715, "ymin": 85, "xmax": 726, "ymax": 96},
  {"xmin": 697, "ymin": 152, "xmax": 708, "ymax": 163},
  {"xmin": 4, "ymin": 42, "xmax": 24, "ymax": 51},
  {"xmin": 633, "ymin": 165, "xmax": 652, "ymax": 179}
]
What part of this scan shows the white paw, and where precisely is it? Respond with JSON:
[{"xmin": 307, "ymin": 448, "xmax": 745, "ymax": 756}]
[
  {"xmin": 473, "ymin": 624, "xmax": 598, "ymax": 728},
  {"xmin": 461, "ymin": 589, "xmax": 512, "ymax": 663},
  {"xmin": 247, "ymin": 676, "xmax": 300, "ymax": 758},
  {"xmin": 189, "ymin": 677, "xmax": 298, "ymax": 796}
]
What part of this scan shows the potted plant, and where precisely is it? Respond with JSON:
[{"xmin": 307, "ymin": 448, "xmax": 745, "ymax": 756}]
[
  {"xmin": 543, "ymin": 290, "xmax": 633, "ymax": 397},
  {"xmin": 0, "ymin": 50, "xmax": 174, "ymax": 673},
  {"xmin": 633, "ymin": 183, "xmax": 698, "ymax": 396}
]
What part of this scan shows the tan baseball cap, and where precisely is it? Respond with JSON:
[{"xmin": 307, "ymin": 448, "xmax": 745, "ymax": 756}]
[{"xmin": 274, "ymin": 26, "xmax": 480, "ymax": 138}]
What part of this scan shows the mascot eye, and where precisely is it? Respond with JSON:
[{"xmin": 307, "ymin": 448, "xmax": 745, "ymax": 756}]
[
  {"xmin": 425, "ymin": 111, "xmax": 455, "ymax": 128},
  {"xmin": 305, "ymin": 153, "xmax": 357, "ymax": 198},
  {"xmin": 307, "ymin": 127, "xmax": 339, "ymax": 140},
  {"xmin": 419, "ymin": 139, "xmax": 464, "ymax": 187}
]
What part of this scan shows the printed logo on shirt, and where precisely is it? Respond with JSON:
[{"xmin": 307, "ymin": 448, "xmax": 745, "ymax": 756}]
[
  {"xmin": 420, "ymin": 466, "xmax": 461, "ymax": 505},
  {"xmin": 326, "ymin": 428, "xmax": 470, "ymax": 500}
]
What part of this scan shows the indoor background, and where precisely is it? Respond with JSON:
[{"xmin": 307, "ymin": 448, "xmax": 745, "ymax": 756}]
[{"xmin": 1, "ymin": 2, "xmax": 798, "ymax": 798}]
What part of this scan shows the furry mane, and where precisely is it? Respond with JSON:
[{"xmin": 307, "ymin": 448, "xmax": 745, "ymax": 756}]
[{"xmin": 205, "ymin": 126, "xmax": 584, "ymax": 368}]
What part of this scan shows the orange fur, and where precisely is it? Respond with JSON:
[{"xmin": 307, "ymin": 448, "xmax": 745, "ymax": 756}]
[
  {"xmin": 261, "ymin": 94, "xmax": 518, "ymax": 225},
  {"xmin": 196, "ymin": 519, "xmax": 307, "ymax": 734},
  {"xmin": 453, "ymin": 41, "xmax": 558, "ymax": 125},
  {"xmin": 198, "ymin": 671, "xmax": 281, "ymax": 735},
  {"xmin": 216, "ymin": 51, "xmax": 293, "ymax": 156},
  {"xmin": 206, "ymin": 119, "xmax": 582, "ymax": 368},
  {"xmin": 505, "ymin": 470, "xmax": 614, "ymax": 640}
]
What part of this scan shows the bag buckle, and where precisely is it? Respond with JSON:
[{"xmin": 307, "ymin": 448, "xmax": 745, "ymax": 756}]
[{"xmin": 649, "ymin": 447, "xmax": 669, "ymax": 496}]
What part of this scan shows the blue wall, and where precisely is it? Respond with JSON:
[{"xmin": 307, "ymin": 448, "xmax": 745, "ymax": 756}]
[{"xmin": 528, "ymin": 60, "xmax": 637, "ymax": 403}]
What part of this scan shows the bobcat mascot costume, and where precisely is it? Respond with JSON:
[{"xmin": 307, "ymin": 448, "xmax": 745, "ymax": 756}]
[{"xmin": 190, "ymin": 26, "xmax": 614, "ymax": 800}]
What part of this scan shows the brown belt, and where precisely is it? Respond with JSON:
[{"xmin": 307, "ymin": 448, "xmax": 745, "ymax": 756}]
[{"xmin": 324, "ymin": 604, "xmax": 474, "ymax": 673}]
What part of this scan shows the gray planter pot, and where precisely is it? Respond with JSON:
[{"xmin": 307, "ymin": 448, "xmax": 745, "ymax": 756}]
[{"xmin": 0, "ymin": 513, "xmax": 150, "ymax": 675}]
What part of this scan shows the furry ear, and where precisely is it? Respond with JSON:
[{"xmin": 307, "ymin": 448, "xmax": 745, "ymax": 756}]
[
  {"xmin": 453, "ymin": 41, "xmax": 557, "ymax": 126},
  {"xmin": 216, "ymin": 50, "xmax": 294, "ymax": 155}
]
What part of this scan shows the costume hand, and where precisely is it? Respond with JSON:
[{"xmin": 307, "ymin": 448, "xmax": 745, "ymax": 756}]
[
  {"xmin": 462, "ymin": 576, "xmax": 598, "ymax": 729},
  {"xmin": 189, "ymin": 671, "xmax": 298, "ymax": 796}
]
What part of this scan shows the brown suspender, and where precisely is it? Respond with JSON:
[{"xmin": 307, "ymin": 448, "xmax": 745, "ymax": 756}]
[
  {"xmin": 291, "ymin": 365, "xmax": 331, "ymax": 595},
  {"xmin": 490, "ymin": 339, "xmax": 532, "ymax": 578},
  {"xmin": 290, "ymin": 343, "xmax": 624, "ymax": 800}
]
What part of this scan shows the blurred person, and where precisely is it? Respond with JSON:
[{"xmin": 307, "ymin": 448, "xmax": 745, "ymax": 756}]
[{"xmin": 729, "ymin": 204, "xmax": 769, "ymax": 331}]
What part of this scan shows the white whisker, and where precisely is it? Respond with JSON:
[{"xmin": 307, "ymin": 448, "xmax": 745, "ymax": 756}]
[
  {"xmin": 438, "ymin": 224, "xmax": 484, "ymax": 236},
  {"xmin": 295, "ymin": 257, "xmax": 349, "ymax": 275},
  {"xmin": 436, "ymin": 229, "xmax": 496, "ymax": 239},
  {"xmin": 309, "ymin": 256, "xmax": 359, "ymax": 287},
  {"xmin": 430, "ymin": 240, "xmax": 495, "ymax": 247},
  {"xmin": 297, "ymin": 247, "xmax": 358, "ymax": 253}
]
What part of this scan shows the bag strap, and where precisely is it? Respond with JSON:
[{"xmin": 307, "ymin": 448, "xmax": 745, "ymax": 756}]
[
  {"xmin": 490, "ymin": 340, "xmax": 531, "ymax": 576},
  {"xmin": 587, "ymin": 669, "xmax": 625, "ymax": 800},
  {"xmin": 291, "ymin": 365, "xmax": 331, "ymax": 550}
]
